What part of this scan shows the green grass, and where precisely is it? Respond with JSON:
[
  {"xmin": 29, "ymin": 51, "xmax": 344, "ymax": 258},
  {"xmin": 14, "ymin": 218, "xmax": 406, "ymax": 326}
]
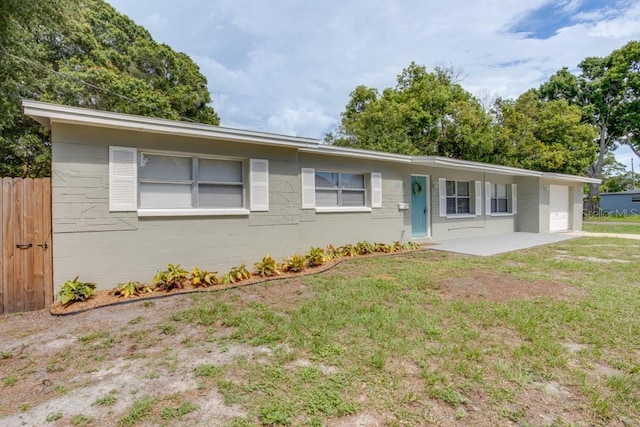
[
  {"xmin": 583, "ymin": 213, "xmax": 640, "ymax": 223},
  {"xmin": 583, "ymin": 222, "xmax": 640, "ymax": 234},
  {"xmin": 168, "ymin": 237, "xmax": 640, "ymax": 425}
]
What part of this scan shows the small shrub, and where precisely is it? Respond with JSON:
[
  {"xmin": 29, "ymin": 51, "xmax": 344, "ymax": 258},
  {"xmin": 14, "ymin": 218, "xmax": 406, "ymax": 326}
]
[
  {"xmin": 392, "ymin": 241, "xmax": 403, "ymax": 252},
  {"xmin": 190, "ymin": 266, "xmax": 221, "ymax": 287},
  {"xmin": 222, "ymin": 264, "xmax": 251, "ymax": 284},
  {"xmin": 57, "ymin": 276, "xmax": 97, "ymax": 305},
  {"xmin": 306, "ymin": 247, "xmax": 327, "ymax": 267},
  {"xmin": 338, "ymin": 244, "xmax": 358, "ymax": 257},
  {"xmin": 152, "ymin": 264, "xmax": 189, "ymax": 291},
  {"xmin": 403, "ymin": 241, "xmax": 421, "ymax": 250},
  {"xmin": 373, "ymin": 242, "xmax": 392, "ymax": 253},
  {"xmin": 283, "ymin": 254, "xmax": 306, "ymax": 273},
  {"xmin": 253, "ymin": 255, "xmax": 281, "ymax": 277},
  {"xmin": 356, "ymin": 241, "xmax": 374, "ymax": 255},
  {"xmin": 111, "ymin": 281, "xmax": 152, "ymax": 298},
  {"xmin": 325, "ymin": 245, "xmax": 340, "ymax": 260}
]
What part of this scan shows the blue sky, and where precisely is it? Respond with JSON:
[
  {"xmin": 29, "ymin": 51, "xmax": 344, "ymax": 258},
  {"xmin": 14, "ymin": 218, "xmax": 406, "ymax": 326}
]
[{"xmin": 106, "ymin": 0, "xmax": 640, "ymax": 171}]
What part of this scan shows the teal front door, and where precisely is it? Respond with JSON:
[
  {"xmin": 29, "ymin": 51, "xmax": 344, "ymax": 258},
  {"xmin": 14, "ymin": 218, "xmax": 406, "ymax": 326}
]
[{"xmin": 411, "ymin": 175, "xmax": 427, "ymax": 237}]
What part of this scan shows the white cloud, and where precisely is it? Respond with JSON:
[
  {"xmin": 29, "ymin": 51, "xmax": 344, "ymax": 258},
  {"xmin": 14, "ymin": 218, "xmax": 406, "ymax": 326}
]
[{"xmin": 106, "ymin": 0, "xmax": 640, "ymax": 170}]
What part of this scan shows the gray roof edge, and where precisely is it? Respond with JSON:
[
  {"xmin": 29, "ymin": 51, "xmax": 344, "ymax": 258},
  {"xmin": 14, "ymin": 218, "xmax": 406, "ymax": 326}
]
[{"xmin": 22, "ymin": 100, "xmax": 600, "ymax": 183}]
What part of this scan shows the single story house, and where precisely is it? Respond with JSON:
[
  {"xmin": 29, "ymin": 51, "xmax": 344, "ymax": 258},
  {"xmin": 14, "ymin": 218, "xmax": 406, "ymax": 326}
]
[
  {"xmin": 23, "ymin": 100, "xmax": 600, "ymax": 290},
  {"xmin": 600, "ymin": 190, "xmax": 640, "ymax": 215}
]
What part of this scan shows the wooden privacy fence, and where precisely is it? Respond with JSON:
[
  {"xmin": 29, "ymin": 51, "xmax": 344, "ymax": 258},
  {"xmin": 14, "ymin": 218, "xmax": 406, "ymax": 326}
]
[{"xmin": 1, "ymin": 178, "xmax": 53, "ymax": 314}]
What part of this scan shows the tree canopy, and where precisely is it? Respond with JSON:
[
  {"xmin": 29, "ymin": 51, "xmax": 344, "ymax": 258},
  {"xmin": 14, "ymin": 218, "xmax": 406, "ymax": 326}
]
[
  {"xmin": 329, "ymin": 62, "xmax": 598, "ymax": 176},
  {"xmin": 328, "ymin": 63, "xmax": 495, "ymax": 162},
  {"xmin": 0, "ymin": 0, "xmax": 219, "ymax": 177},
  {"xmin": 538, "ymin": 41, "xmax": 640, "ymax": 196}
]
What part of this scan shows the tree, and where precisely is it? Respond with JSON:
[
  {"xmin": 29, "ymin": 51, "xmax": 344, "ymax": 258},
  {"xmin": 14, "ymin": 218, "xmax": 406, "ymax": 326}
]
[
  {"xmin": 491, "ymin": 90, "xmax": 597, "ymax": 175},
  {"xmin": 329, "ymin": 63, "xmax": 495, "ymax": 161},
  {"xmin": 600, "ymin": 153, "xmax": 640, "ymax": 193},
  {"xmin": 539, "ymin": 41, "xmax": 640, "ymax": 199},
  {"xmin": 0, "ymin": 0, "xmax": 220, "ymax": 177}
]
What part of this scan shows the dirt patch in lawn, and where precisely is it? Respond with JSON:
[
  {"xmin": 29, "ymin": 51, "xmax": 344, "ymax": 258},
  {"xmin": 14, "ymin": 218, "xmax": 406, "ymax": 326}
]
[{"xmin": 437, "ymin": 268, "xmax": 585, "ymax": 302}]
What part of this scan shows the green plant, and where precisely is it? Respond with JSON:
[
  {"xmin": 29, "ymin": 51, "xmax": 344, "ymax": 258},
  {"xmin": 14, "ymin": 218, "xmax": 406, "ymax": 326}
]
[
  {"xmin": 160, "ymin": 402, "xmax": 197, "ymax": 420},
  {"xmin": 92, "ymin": 394, "xmax": 117, "ymax": 407},
  {"xmin": 46, "ymin": 412, "xmax": 63, "ymax": 422},
  {"xmin": 194, "ymin": 364, "xmax": 223, "ymax": 377},
  {"xmin": 222, "ymin": 264, "xmax": 252, "ymax": 284},
  {"xmin": 120, "ymin": 396, "xmax": 154, "ymax": 426},
  {"xmin": 325, "ymin": 245, "xmax": 340, "ymax": 260},
  {"xmin": 392, "ymin": 241, "xmax": 403, "ymax": 252},
  {"xmin": 306, "ymin": 247, "xmax": 327, "ymax": 267},
  {"xmin": 403, "ymin": 241, "xmax": 421, "ymax": 250},
  {"xmin": 152, "ymin": 264, "xmax": 189, "ymax": 291},
  {"xmin": 71, "ymin": 414, "xmax": 94, "ymax": 426},
  {"xmin": 190, "ymin": 266, "xmax": 221, "ymax": 287},
  {"xmin": 3, "ymin": 375, "xmax": 17, "ymax": 387},
  {"xmin": 57, "ymin": 276, "xmax": 97, "ymax": 305},
  {"xmin": 338, "ymin": 244, "xmax": 358, "ymax": 257},
  {"xmin": 356, "ymin": 241, "xmax": 374, "ymax": 255},
  {"xmin": 283, "ymin": 254, "xmax": 306, "ymax": 273},
  {"xmin": 253, "ymin": 255, "xmax": 281, "ymax": 277},
  {"xmin": 111, "ymin": 281, "xmax": 152, "ymax": 298},
  {"xmin": 373, "ymin": 242, "xmax": 392, "ymax": 253}
]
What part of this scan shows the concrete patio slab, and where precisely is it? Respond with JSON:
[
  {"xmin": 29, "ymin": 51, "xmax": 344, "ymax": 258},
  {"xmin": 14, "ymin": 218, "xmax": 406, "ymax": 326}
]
[{"xmin": 429, "ymin": 232, "xmax": 578, "ymax": 256}]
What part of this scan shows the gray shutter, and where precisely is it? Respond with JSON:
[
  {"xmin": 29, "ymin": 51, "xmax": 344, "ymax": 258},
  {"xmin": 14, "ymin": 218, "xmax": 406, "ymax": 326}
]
[
  {"xmin": 438, "ymin": 178, "xmax": 447, "ymax": 217},
  {"xmin": 485, "ymin": 182, "xmax": 492, "ymax": 215},
  {"xmin": 371, "ymin": 172, "xmax": 382, "ymax": 208},
  {"xmin": 301, "ymin": 168, "xmax": 315, "ymax": 209},
  {"xmin": 475, "ymin": 181, "xmax": 482, "ymax": 215},
  {"xmin": 109, "ymin": 146, "xmax": 137, "ymax": 212},
  {"xmin": 249, "ymin": 159, "xmax": 269, "ymax": 211},
  {"xmin": 511, "ymin": 183, "xmax": 518, "ymax": 214}
]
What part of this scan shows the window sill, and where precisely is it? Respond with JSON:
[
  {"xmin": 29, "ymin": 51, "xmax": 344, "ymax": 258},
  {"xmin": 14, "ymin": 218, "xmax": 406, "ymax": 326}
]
[
  {"xmin": 315, "ymin": 207, "xmax": 372, "ymax": 213},
  {"xmin": 445, "ymin": 214, "xmax": 477, "ymax": 219},
  {"xmin": 138, "ymin": 208, "xmax": 250, "ymax": 217},
  {"xmin": 489, "ymin": 212, "xmax": 514, "ymax": 217}
]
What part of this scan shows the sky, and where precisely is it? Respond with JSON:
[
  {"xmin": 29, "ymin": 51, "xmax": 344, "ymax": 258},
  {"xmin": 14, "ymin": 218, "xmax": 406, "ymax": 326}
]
[{"xmin": 106, "ymin": 0, "xmax": 640, "ymax": 171}]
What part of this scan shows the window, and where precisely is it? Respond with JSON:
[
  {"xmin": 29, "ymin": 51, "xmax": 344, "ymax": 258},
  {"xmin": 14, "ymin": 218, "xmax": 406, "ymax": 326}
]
[
  {"xmin": 138, "ymin": 153, "xmax": 243, "ymax": 209},
  {"xmin": 491, "ymin": 183, "xmax": 509, "ymax": 213},
  {"xmin": 315, "ymin": 171, "xmax": 365, "ymax": 207},
  {"xmin": 446, "ymin": 180, "xmax": 471, "ymax": 214},
  {"xmin": 631, "ymin": 196, "xmax": 640, "ymax": 203},
  {"xmin": 300, "ymin": 168, "xmax": 382, "ymax": 210}
]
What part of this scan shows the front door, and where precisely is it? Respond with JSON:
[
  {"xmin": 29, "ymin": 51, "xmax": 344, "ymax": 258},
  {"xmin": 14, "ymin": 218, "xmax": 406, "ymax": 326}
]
[{"xmin": 411, "ymin": 175, "xmax": 428, "ymax": 237}]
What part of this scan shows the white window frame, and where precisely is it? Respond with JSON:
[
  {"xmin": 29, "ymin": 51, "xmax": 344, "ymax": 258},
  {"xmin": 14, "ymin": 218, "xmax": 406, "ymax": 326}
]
[
  {"xmin": 109, "ymin": 146, "xmax": 269, "ymax": 217},
  {"xmin": 439, "ymin": 178, "xmax": 481, "ymax": 218},
  {"xmin": 446, "ymin": 180, "xmax": 471, "ymax": 215},
  {"xmin": 491, "ymin": 183, "xmax": 509, "ymax": 213},
  {"xmin": 485, "ymin": 182, "xmax": 517, "ymax": 216},
  {"xmin": 301, "ymin": 168, "xmax": 381, "ymax": 213}
]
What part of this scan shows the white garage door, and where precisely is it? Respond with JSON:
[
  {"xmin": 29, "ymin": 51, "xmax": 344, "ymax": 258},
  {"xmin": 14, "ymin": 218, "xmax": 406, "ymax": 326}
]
[{"xmin": 549, "ymin": 185, "xmax": 569, "ymax": 232}]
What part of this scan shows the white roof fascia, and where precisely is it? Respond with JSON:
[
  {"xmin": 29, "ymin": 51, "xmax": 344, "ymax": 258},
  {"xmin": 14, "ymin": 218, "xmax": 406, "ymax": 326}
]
[
  {"xmin": 22, "ymin": 100, "xmax": 321, "ymax": 150},
  {"xmin": 413, "ymin": 156, "xmax": 542, "ymax": 177},
  {"xmin": 22, "ymin": 100, "xmax": 602, "ymax": 183},
  {"xmin": 298, "ymin": 145, "xmax": 412, "ymax": 164}
]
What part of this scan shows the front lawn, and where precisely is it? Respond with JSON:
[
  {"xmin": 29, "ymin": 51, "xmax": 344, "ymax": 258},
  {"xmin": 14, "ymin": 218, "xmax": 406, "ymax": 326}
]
[
  {"xmin": 583, "ymin": 222, "xmax": 640, "ymax": 234},
  {"xmin": 0, "ymin": 237, "xmax": 638, "ymax": 426}
]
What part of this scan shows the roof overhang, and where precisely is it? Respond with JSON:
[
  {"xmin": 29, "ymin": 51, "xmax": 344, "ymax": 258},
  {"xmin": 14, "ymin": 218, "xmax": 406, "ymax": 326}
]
[{"xmin": 23, "ymin": 100, "xmax": 601, "ymax": 184}]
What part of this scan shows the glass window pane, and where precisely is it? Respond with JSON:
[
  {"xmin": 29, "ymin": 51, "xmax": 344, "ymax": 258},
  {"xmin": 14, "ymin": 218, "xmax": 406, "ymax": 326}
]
[
  {"xmin": 491, "ymin": 199, "xmax": 497, "ymax": 213},
  {"xmin": 140, "ymin": 154, "xmax": 191, "ymax": 181},
  {"xmin": 342, "ymin": 190, "xmax": 365, "ymax": 206},
  {"xmin": 341, "ymin": 174, "xmax": 364, "ymax": 189},
  {"xmin": 315, "ymin": 172, "xmax": 339, "ymax": 188},
  {"xmin": 198, "ymin": 184, "xmax": 243, "ymax": 208},
  {"xmin": 457, "ymin": 198, "xmax": 470, "ymax": 214},
  {"xmin": 316, "ymin": 189, "xmax": 339, "ymax": 207},
  {"xmin": 446, "ymin": 181, "xmax": 455, "ymax": 196},
  {"xmin": 446, "ymin": 198, "xmax": 456, "ymax": 214},
  {"xmin": 498, "ymin": 199, "xmax": 508, "ymax": 212},
  {"xmin": 199, "ymin": 159, "xmax": 242, "ymax": 183},
  {"xmin": 457, "ymin": 181, "xmax": 469, "ymax": 197},
  {"xmin": 497, "ymin": 184, "xmax": 507, "ymax": 198},
  {"xmin": 140, "ymin": 183, "xmax": 192, "ymax": 208},
  {"xmin": 491, "ymin": 184, "xmax": 497, "ymax": 198}
]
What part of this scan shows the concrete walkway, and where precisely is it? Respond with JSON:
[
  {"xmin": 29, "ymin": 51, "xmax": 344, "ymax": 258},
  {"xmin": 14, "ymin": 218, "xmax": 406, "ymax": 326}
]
[
  {"xmin": 430, "ymin": 232, "xmax": 579, "ymax": 256},
  {"xmin": 429, "ymin": 231, "xmax": 640, "ymax": 257}
]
